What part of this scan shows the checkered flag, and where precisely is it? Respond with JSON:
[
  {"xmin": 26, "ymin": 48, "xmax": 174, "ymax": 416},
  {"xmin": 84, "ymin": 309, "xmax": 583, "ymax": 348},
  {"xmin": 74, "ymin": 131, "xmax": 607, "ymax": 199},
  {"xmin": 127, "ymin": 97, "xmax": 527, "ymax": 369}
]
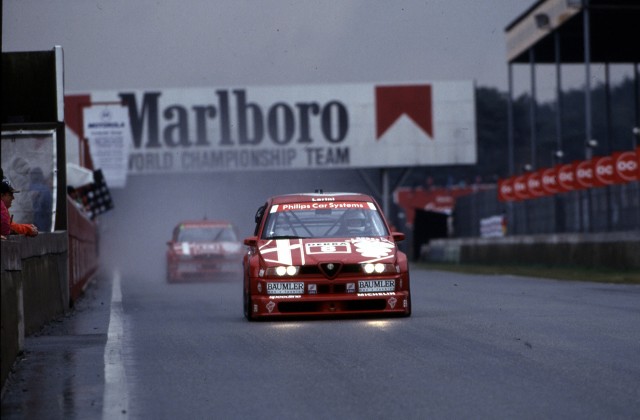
[{"xmin": 80, "ymin": 169, "xmax": 114, "ymax": 219}]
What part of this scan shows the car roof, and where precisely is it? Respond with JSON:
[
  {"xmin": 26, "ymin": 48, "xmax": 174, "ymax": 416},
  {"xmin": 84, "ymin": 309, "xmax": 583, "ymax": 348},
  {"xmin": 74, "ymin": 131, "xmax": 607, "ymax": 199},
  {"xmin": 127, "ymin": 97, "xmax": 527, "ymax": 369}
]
[{"xmin": 267, "ymin": 192, "xmax": 375, "ymax": 205}]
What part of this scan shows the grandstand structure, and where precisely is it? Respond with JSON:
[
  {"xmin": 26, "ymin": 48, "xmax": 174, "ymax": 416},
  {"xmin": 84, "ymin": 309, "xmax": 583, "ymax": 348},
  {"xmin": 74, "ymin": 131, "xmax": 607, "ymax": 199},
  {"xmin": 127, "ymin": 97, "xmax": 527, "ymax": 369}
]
[
  {"xmin": 473, "ymin": 0, "xmax": 640, "ymax": 237},
  {"xmin": 505, "ymin": 0, "xmax": 639, "ymax": 171}
]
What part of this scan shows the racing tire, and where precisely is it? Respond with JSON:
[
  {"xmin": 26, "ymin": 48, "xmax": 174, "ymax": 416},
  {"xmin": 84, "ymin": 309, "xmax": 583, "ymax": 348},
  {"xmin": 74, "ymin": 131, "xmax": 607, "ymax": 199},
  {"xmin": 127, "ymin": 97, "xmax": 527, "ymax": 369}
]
[{"xmin": 401, "ymin": 295, "xmax": 412, "ymax": 317}]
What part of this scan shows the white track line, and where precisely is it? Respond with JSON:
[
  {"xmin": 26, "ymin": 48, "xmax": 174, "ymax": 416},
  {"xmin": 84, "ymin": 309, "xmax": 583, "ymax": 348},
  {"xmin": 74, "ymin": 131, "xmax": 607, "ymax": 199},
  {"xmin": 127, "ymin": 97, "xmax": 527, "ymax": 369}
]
[{"xmin": 102, "ymin": 270, "xmax": 129, "ymax": 418}]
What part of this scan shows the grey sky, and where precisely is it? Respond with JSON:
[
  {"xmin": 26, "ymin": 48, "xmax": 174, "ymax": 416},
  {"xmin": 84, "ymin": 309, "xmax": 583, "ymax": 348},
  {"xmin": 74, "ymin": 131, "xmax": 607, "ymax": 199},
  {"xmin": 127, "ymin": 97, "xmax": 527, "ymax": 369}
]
[{"xmin": 3, "ymin": 0, "xmax": 535, "ymax": 94}]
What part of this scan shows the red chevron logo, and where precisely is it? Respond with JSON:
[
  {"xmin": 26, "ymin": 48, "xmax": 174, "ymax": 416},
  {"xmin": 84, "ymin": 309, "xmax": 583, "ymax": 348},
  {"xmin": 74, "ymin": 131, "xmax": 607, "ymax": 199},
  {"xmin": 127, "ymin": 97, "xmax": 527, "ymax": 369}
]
[{"xmin": 375, "ymin": 85, "xmax": 433, "ymax": 140}]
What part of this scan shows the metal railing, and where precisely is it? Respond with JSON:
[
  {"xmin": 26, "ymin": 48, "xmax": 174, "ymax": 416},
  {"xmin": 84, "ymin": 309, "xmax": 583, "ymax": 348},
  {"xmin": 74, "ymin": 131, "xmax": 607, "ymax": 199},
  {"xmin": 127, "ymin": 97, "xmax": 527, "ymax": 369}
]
[{"xmin": 454, "ymin": 182, "xmax": 640, "ymax": 237}]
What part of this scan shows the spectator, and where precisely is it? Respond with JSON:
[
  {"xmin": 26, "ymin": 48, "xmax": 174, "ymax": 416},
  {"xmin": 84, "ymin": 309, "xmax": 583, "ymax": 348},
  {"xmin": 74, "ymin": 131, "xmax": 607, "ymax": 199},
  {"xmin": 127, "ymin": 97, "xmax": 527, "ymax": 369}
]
[
  {"xmin": 67, "ymin": 185, "xmax": 86, "ymax": 212},
  {"xmin": 8, "ymin": 157, "xmax": 33, "ymax": 223},
  {"xmin": 1, "ymin": 167, "xmax": 9, "ymax": 239},
  {"xmin": 1, "ymin": 192, "xmax": 9, "ymax": 239},
  {"xmin": 0, "ymin": 179, "xmax": 38, "ymax": 237},
  {"xmin": 29, "ymin": 167, "xmax": 53, "ymax": 231}
]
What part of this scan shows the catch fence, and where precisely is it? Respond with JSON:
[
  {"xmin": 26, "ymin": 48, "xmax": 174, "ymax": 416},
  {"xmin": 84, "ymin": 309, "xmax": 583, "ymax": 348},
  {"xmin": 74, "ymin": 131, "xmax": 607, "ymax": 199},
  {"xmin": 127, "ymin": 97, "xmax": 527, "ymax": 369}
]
[{"xmin": 453, "ymin": 182, "xmax": 640, "ymax": 238}]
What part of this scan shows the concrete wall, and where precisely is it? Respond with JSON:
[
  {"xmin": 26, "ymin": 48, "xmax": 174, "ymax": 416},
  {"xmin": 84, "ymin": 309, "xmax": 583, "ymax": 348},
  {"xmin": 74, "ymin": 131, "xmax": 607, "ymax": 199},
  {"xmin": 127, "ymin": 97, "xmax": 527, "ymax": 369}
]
[
  {"xmin": 423, "ymin": 231, "xmax": 640, "ymax": 270},
  {"xmin": 1, "ymin": 232, "xmax": 69, "ymax": 393}
]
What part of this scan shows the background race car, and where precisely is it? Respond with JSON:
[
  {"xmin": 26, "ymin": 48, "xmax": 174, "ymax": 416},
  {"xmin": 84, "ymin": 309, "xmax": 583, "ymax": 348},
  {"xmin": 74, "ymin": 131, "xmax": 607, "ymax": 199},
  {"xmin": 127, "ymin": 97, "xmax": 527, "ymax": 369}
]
[
  {"xmin": 243, "ymin": 192, "xmax": 411, "ymax": 320},
  {"xmin": 166, "ymin": 220, "xmax": 244, "ymax": 283}
]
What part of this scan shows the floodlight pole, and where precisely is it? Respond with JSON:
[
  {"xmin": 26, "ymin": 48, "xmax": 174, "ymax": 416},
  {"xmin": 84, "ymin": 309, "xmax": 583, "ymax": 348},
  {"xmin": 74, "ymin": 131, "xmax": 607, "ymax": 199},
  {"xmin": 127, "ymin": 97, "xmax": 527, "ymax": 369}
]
[
  {"xmin": 583, "ymin": 1, "xmax": 593, "ymax": 161},
  {"xmin": 635, "ymin": 62, "xmax": 639, "ymax": 149},
  {"xmin": 507, "ymin": 63, "xmax": 515, "ymax": 176},
  {"xmin": 554, "ymin": 30, "xmax": 563, "ymax": 164},
  {"xmin": 529, "ymin": 48, "xmax": 538, "ymax": 170},
  {"xmin": 582, "ymin": 0, "xmax": 593, "ymax": 233}
]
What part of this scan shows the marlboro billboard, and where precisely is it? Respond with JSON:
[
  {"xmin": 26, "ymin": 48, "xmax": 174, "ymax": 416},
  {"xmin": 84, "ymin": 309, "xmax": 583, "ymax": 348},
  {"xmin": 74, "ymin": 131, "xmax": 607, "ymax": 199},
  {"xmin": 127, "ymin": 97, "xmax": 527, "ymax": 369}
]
[{"xmin": 65, "ymin": 81, "xmax": 476, "ymax": 178}]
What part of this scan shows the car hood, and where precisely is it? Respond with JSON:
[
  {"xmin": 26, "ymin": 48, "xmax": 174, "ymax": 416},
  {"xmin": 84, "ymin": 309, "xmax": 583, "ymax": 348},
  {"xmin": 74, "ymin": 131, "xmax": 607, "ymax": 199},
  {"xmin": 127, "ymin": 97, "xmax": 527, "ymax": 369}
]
[
  {"xmin": 172, "ymin": 241, "xmax": 243, "ymax": 256},
  {"xmin": 256, "ymin": 237, "xmax": 397, "ymax": 266}
]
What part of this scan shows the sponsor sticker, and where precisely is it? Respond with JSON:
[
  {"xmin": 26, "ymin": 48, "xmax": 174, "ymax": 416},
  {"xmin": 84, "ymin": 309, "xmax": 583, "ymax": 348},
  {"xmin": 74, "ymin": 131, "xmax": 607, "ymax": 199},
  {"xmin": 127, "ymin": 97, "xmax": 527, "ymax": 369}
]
[
  {"xmin": 277, "ymin": 201, "xmax": 368, "ymax": 211},
  {"xmin": 266, "ymin": 282, "xmax": 305, "ymax": 295},
  {"xmin": 526, "ymin": 171, "xmax": 545, "ymax": 197},
  {"xmin": 513, "ymin": 175, "xmax": 530, "ymax": 200},
  {"xmin": 352, "ymin": 238, "xmax": 395, "ymax": 259},
  {"xmin": 498, "ymin": 178, "xmax": 515, "ymax": 202},
  {"xmin": 358, "ymin": 280, "xmax": 395, "ymax": 293},
  {"xmin": 306, "ymin": 242, "xmax": 351, "ymax": 254}
]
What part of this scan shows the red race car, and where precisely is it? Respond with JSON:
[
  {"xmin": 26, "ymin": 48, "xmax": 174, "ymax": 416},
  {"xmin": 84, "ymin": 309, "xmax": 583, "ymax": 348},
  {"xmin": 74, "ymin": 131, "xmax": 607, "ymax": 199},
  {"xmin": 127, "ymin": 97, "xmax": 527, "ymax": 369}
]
[
  {"xmin": 243, "ymin": 192, "xmax": 411, "ymax": 320},
  {"xmin": 166, "ymin": 220, "xmax": 244, "ymax": 283}
]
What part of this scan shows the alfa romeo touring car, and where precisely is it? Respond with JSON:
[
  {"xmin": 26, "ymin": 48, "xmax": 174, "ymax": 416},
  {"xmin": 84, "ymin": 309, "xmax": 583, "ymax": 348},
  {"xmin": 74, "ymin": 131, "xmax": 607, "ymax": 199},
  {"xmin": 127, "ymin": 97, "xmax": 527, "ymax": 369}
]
[
  {"xmin": 243, "ymin": 192, "xmax": 411, "ymax": 320},
  {"xmin": 166, "ymin": 219, "xmax": 243, "ymax": 283}
]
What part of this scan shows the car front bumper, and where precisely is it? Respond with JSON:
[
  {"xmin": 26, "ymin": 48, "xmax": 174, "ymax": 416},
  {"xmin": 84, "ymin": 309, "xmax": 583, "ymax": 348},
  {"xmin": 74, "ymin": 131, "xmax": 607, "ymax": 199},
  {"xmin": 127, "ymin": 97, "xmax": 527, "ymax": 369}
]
[{"xmin": 248, "ymin": 290, "xmax": 410, "ymax": 318}]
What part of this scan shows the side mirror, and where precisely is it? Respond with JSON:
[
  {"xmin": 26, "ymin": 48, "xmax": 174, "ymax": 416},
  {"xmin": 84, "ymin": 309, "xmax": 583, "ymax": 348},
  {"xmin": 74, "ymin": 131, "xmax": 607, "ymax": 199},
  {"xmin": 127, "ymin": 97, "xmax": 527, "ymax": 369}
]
[
  {"xmin": 166, "ymin": 241, "xmax": 173, "ymax": 246},
  {"xmin": 244, "ymin": 236, "xmax": 258, "ymax": 247},
  {"xmin": 391, "ymin": 232, "xmax": 405, "ymax": 242},
  {"xmin": 254, "ymin": 205, "xmax": 266, "ymax": 224}
]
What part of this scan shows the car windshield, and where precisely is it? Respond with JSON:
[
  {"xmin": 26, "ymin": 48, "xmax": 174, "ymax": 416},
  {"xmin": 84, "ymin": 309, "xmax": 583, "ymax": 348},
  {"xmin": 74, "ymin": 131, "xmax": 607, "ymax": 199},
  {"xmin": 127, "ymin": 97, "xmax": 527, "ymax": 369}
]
[
  {"xmin": 261, "ymin": 202, "xmax": 389, "ymax": 239},
  {"xmin": 177, "ymin": 226, "xmax": 237, "ymax": 243}
]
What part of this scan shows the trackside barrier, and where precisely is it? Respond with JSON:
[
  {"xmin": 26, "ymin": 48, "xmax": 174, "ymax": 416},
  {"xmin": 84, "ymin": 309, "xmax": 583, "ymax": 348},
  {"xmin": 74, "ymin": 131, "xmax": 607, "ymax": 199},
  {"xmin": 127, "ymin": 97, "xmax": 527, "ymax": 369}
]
[
  {"xmin": 67, "ymin": 197, "xmax": 99, "ymax": 303},
  {"xmin": 1, "ymin": 232, "xmax": 69, "ymax": 392},
  {"xmin": 1, "ymin": 199, "xmax": 99, "ymax": 394},
  {"xmin": 422, "ymin": 231, "xmax": 640, "ymax": 270}
]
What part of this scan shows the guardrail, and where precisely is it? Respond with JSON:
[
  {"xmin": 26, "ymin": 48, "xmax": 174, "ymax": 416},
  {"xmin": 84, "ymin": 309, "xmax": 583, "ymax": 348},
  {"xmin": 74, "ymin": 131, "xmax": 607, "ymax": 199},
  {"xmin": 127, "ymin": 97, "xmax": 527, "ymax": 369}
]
[{"xmin": 422, "ymin": 231, "xmax": 640, "ymax": 270}]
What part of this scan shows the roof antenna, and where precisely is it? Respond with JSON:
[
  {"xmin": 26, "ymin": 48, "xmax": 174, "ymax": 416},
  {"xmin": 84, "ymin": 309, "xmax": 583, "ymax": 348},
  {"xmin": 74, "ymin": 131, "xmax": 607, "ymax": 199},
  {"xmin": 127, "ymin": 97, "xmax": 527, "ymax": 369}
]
[{"xmin": 315, "ymin": 189, "xmax": 323, "ymax": 194}]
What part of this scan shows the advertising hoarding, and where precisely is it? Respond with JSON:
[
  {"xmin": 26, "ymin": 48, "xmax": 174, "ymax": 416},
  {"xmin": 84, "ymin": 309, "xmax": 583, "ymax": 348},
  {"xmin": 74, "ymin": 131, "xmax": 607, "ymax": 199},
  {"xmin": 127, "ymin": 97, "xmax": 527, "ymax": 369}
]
[{"xmin": 66, "ymin": 81, "xmax": 476, "ymax": 180}]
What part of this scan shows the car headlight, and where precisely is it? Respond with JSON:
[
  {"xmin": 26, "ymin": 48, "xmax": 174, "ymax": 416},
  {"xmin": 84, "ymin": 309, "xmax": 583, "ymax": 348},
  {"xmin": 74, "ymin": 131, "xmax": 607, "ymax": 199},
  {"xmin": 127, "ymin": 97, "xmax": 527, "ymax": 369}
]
[
  {"xmin": 361, "ymin": 263, "xmax": 395, "ymax": 274},
  {"xmin": 265, "ymin": 266, "xmax": 300, "ymax": 277}
]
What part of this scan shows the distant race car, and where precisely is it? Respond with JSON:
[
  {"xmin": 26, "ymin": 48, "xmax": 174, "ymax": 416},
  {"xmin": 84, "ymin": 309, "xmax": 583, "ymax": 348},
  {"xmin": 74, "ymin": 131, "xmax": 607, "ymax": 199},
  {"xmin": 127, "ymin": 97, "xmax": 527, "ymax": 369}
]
[
  {"xmin": 166, "ymin": 220, "xmax": 244, "ymax": 283},
  {"xmin": 243, "ymin": 192, "xmax": 411, "ymax": 320}
]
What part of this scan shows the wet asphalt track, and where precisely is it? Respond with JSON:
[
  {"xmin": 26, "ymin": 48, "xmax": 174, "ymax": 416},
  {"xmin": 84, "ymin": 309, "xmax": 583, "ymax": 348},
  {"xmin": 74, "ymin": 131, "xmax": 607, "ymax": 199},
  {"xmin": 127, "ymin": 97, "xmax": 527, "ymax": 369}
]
[{"xmin": 2, "ymin": 267, "xmax": 640, "ymax": 419}]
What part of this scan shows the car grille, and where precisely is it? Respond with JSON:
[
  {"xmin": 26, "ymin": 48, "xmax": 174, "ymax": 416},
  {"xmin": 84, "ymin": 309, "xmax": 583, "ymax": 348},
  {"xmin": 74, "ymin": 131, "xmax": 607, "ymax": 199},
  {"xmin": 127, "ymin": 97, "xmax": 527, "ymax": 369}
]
[
  {"xmin": 299, "ymin": 263, "xmax": 361, "ymax": 277},
  {"xmin": 178, "ymin": 255, "xmax": 241, "ymax": 273},
  {"xmin": 278, "ymin": 299, "xmax": 388, "ymax": 313},
  {"xmin": 316, "ymin": 283, "xmax": 347, "ymax": 294}
]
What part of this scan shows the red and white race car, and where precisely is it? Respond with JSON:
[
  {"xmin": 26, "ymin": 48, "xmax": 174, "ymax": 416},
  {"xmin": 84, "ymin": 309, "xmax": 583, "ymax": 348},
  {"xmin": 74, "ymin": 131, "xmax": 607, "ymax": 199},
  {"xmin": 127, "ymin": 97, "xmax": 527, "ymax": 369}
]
[
  {"xmin": 166, "ymin": 220, "xmax": 243, "ymax": 283},
  {"xmin": 243, "ymin": 192, "xmax": 411, "ymax": 320}
]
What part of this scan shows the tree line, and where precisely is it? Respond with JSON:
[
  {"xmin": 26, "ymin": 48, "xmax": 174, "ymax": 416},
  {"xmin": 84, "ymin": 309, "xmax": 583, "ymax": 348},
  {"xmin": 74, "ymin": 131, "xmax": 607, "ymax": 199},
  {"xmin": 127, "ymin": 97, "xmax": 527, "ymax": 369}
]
[{"xmin": 407, "ymin": 77, "xmax": 637, "ymax": 188}]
